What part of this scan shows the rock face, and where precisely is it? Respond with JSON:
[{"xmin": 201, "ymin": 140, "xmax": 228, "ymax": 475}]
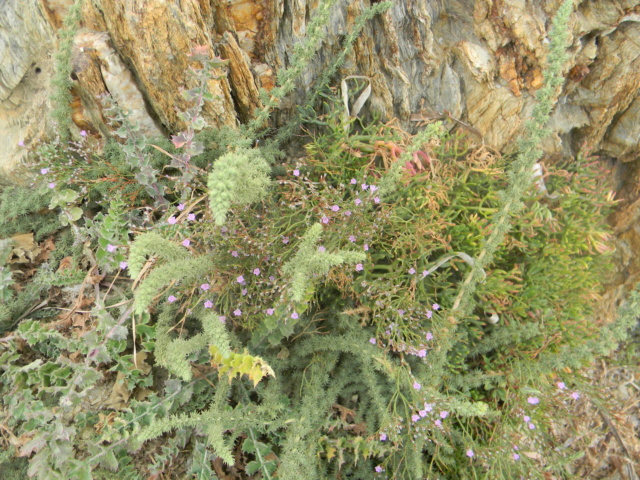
[{"xmin": 1, "ymin": 0, "xmax": 639, "ymax": 294}]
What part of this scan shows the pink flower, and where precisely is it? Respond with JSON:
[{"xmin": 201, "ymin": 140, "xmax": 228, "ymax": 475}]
[
  {"xmin": 231, "ymin": 250, "xmax": 239, "ymax": 257},
  {"xmin": 361, "ymin": 184, "xmax": 368, "ymax": 190},
  {"xmin": 344, "ymin": 210, "xmax": 352, "ymax": 217},
  {"xmin": 426, "ymin": 332, "xmax": 433, "ymax": 340},
  {"xmin": 331, "ymin": 205, "xmax": 339, "ymax": 212},
  {"xmin": 233, "ymin": 309, "xmax": 242, "ymax": 316},
  {"xmin": 350, "ymin": 178, "xmax": 357, "ymax": 184},
  {"xmin": 374, "ymin": 196, "xmax": 380, "ymax": 203},
  {"xmin": 201, "ymin": 283, "xmax": 210, "ymax": 291},
  {"xmin": 269, "ymin": 275, "xmax": 275, "ymax": 282},
  {"xmin": 18, "ymin": 140, "xmax": 24, "ymax": 147},
  {"xmin": 422, "ymin": 270, "xmax": 429, "ymax": 277},
  {"xmin": 408, "ymin": 268, "xmax": 416, "ymax": 274},
  {"xmin": 423, "ymin": 403, "xmax": 433, "ymax": 412},
  {"xmin": 253, "ymin": 268, "xmax": 260, "ymax": 275},
  {"xmin": 513, "ymin": 453, "xmax": 520, "ymax": 461},
  {"xmin": 48, "ymin": 182, "xmax": 56, "ymax": 189},
  {"xmin": 293, "ymin": 169, "xmax": 300, "ymax": 176},
  {"xmin": 40, "ymin": 168, "xmax": 49, "ymax": 175},
  {"xmin": 411, "ymin": 414, "xmax": 420, "ymax": 422},
  {"xmin": 426, "ymin": 310, "xmax": 433, "ymax": 319},
  {"xmin": 523, "ymin": 415, "xmax": 530, "ymax": 422},
  {"xmin": 528, "ymin": 423, "xmax": 535, "ymax": 429},
  {"xmin": 557, "ymin": 382, "xmax": 566, "ymax": 390},
  {"xmin": 417, "ymin": 349, "xmax": 427, "ymax": 358},
  {"xmin": 527, "ymin": 397, "xmax": 539, "ymax": 405},
  {"xmin": 237, "ymin": 275, "xmax": 245, "ymax": 284},
  {"xmin": 435, "ymin": 419, "xmax": 442, "ymax": 428},
  {"xmin": 119, "ymin": 261, "xmax": 128, "ymax": 270},
  {"xmin": 432, "ymin": 303, "xmax": 440, "ymax": 310},
  {"xmin": 242, "ymin": 288, "xmax": 247, "ymax": 296},
  {"xmin": 355, "ymin": 264, "xmax": 364, "ymax": 271},
  {"xmin": 106, "ymin": 244, "xmax": 117, "ymax": 253},
  {"xmin": 219, "ymin": 316, "xmax": 226, "ymax": 323},
  {"xmin": 419, "ymin": 409, "xmax": 427, "ymax": 417},
  {"xmin": 375, "ymin": 466, "xmax": 383, "ymax": 473},
  {"xmin": 364, "ymin": 244, "xmax": 369, "ymax": 251},
  {"xmin": 266, "ymin": 308, "xmax": 274, "ymax": 315},
  {"xmin": 355, "ymin": 198, "xmax": 362, "ymax": 206},
  {"xmin": 321, "ymin": 216, "xmax": 329, "ymax": 224},
  {"xmin": 291, "ymin": 312, "xmax": 299, "ymax": 319},
  {"xmin": 379, "ymin": 433, "xmax": 387, "ymax": 441},
  {"xmin": 439, "ymin": 411, "xmax": 448, "ymax": 418},
  {"xmin": 571, "ymin": 392, "xmax": 580, "ymax": 400},
  {"xmin": 466, "ymin": 449, "xmax": 474, "ymax": 458},
  {"xmin": 318, "ymin": 246, "xmax": 325, "ymax": 253},
  {"xmin": 182, "ymin": 239, "xmax": 191, "ymax": 247},
  {"xmin": 80, "ymin": 130, "xmax": 87, "ymax": 136},
  {"xmin": 187, "ymin": 213, "xmax": 196, "ymax": 221},
  {"xmin": 168, "ymin": 295, "xmax": 177, "ymax": 303},
  {"xmin": 282, "ymin": 236, "xmax": 289, "ymax": 244},
  {"xmin": 204, "ymin": 300, "xmax": 213, "ymax": 308},
  {"xmin": 370, "ymin": 185, "xmax": 378, "ymax": 192},
  {"xmin": 349, "ymin": 235, "xmax": 356, "ymax": 242},
  {"xmin": 168, "ymin": 216, "xmax": 177, "ymax": 225},
  {"xmin": 413, "ymin": 382, "xmax": 421, "ymax": 391},
  {"xmin": 177, "ymin": 203, "xmax": 185, "ymax": 211},
  {"xmin": 369, "ymin": 338, "xmax": 376, "ymax": 345}
]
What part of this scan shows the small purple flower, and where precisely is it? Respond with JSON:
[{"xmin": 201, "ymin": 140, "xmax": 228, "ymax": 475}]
[
  {"xmin": 321, "ymin": 216, "xmax": 329, "ymax": 224},
  {"xmin": 571, "ymin": 392, "xmax": 580, "ymax": 400},
  {"xmin": 182, "ymin": 239, "xmax": 191, "ymax": 247},
  {"xmin": 204, "ymin": 300, "xmax": 213, "ymax": 308},
  {"xmin": 282, "ymin": 236, "xmax": 289, "ymax": 244},
  {"xmin": 106, "ymin": 244, "xmax": 117, "ymax": 253},
  {"xmin": 242, "ymin": 288, "xmax": 248, "ymax": 296},
  {"xmin": 349, "ymin": 235, "xmax": 356, "ymax": 242},
  {"xmin": 513, "ymin": 453, "xmax": 520, "ymax": 461},
  {"xmin": 187, "ymin": 213, "xmax": 196, "ymax": 221},
  {"xmin": 291, "ymin": 312, "xmax": 299, "ymax": 319},
  {"xmin": 237, "ymin": 276, "xmax": 245, "ymax": 284},
  {"xmin": 426, "ymin": 332, "xmax": 433, "ymax": 340},
  {"xmin": 411, "ymin": 414, "xmax": 420, "ymax": 422},
  {"xmin": 168, "ymin": 295, "xmax": 177, "ymax": 303},
  {"xmin": 398, "ymin": 309, "xmax": 405, "ymax": 316},
  {"xmin": 523, "ymin": 415, "xmax": 530, "ymax": 422},
  {"xmin": 168, "ymin": 216, "xmax": 177, "ymax": 225},
  {"xmin": 375, "ymin": 466, "xmax": 383, "ymax": 473},
  {"xmin": 234, "ymin": 309, "xmax": 242, "ymax": 316},
  {"xmin": 422, "ymin": 270, "xmax": 429, "ymax": 277},
  {"xmin": 331, "ymin": 205, "xmax": 339, "ymax": 212},
  {"xmin": 355, "ymin": 198, "xmax": 362, "ymax": 206},
  {"xmin": 370, "ymin": 185, "xmax": 378, "ymax": 192},
  {"xmin": 219, "ymin": 316, "xmax": 226, "ymax": 323},
  {"xmin": 80, "ymin": 130, "xmax": 87, "ymax": 136},
  {"xmin": 231, "ymin": 250, "xmax": 239, "ymax": 257},
  {"xmin": 201, "ymin": 283, "xmax": 210, "ymax": 291},
  {"xmin": 424, "ymin": 403, "xmax": 433, "ymax": 412},
  {"xmin": 293, "ymin": 169, "xmax": 300, "ymax": 176},
  {"xmin": 364, "ymin": 244, "xmax": 369, "ymax": 251},
  {"xmin": 119, "ymin": 261, "xmax": 128, "ymax": 270},
  {"xmin": 419, "ymin": 409, "xmax": 427, "ymax": 417},
  {"xmin": 318, "ymin": 246, "xmax": 326, "ymax": 253},
  {"xmin": 361, "ymin": 184, "xmax": 368, "ymax": 190},
  {"xmin": 417, "ymin": 349, "xmax": 427, "ymax": 358},
  {"xmin": 528, "ymin": 423, "xmax": 535, "ymax": 430},
  {"xmin": 426, "ymin": 310, "xmax": 433, "ymax": 319},
  {"xmin": 266, "ymin": 308, "xmax": 274, "ymax": 315},
  {"xmin": 413, "ymin": 382, "xmax": 421, "ymax": 391},
  {"xmin": 355, "ymin": 263, "xmax": 364, "ymax": 272},
  {"xmin": 374, "ymin": 196, "xmax": 380, "ymax": 203},
  {"xmin": 269, "ymin": 275, "xmax": 275, "ymax": 282},
  {"xmin": 253, "ymin": 268, "xmax": 260, "ymax": 275},
  {"xmin": 527, "ymin": 397, "xmax": 539, "ymax": 405},
  {"xmin": 435, "ymin": 419, "xmax": 442, "ymax": 428},
  {"xmin": 350, "ymin": 178, "xmax": 357, "ymax": 184},
  {"xmin": 48, "ymin": 182, "xmax": 56, "ymax": 189},
  {"xmin": 432, "ymin": 303, "xmax": 440, "ymax": 310},
  {"xmin": 408, "ymin": 268, "xmax": 416, "ymax": 275},
  {"xmin": 369, "ymin": 338, "xmax": 377, "ymax": 345},
  {"xmin": 466, "ymin": 449, "xmax": 474, "ymax": 458},
  {"xmin": 40, "ymin": 168, "xmax": 49, "ymax": 175},
  {"xmin": 439, "ymin": 411, "xmax": 448, "ymax": 419},
  {"xmin": 379, "ymin": 433, "xmax": 387, "ymax": 441},
  {"xmin": 18, "ymin": 140, "xmax": 24, "ymax": 147},
  {"xmin": 344, "ymin": 210, "xmax": 352, "ymax": 217},
  {"xmin": 557, "ymin": 382, "xmax": 566, "ymax": 390},
  {"xmin": 177, "ymin": 203, "xmax": 185, "ymax": 211}
]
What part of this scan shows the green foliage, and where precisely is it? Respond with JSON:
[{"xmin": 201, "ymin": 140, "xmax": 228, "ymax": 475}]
[{"xmin": 1, "ymin": 1, "xmax": 634, "ymax": 479}]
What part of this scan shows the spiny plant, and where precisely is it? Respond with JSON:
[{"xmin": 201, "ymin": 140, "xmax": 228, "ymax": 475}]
[{"xmin": 0, "ymin": 0, "xmax": 636, "ymax": 479}]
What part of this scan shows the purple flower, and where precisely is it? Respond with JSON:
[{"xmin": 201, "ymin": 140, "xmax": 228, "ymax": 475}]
[
  {"xmin": 177, "ymin": 203, "xmax": 185, "ymax": 211},
  {"xmin": 466, "ymin": 449, "xmax": 474, "ymax": 458},
  {"xmin": 321, "ymin": 216, "xmax": 329, "ymax": 224},
  {"xmin": 398, "ymin": 309, "xmax": 405, "ymax": 316},
  {"xmin": 344, "ymin": 210, "xmax": 352, "ymax": 217},
  {"xmin": 513, "ymin": 453, "xmax": 520, "ymax": 461},
  {"xmin": 364, "ymin": 244, "xmax": 369, "ymax": 251},
  {"xmin": 119, "ymin": 261, "xmax": 128, "ymax": 270},
  {"xmin": 266, "ymin": 308, "xmax": 274, "ymax": 315},
  {"xmin": 423, "ymin": 403, "xmax": 433, "ymax": 412},
  {"xmin": 413, "ymin": 382, "xmax": 421, "ymax": 390},
  {"xmin": 411, "ymin": 414, "xmax": 420, "ymax": 422},
  {"xmin": 361, "ymin": 184, "xmax": 368, "ymax": 190},
  {"xmin": 439, "ymin": 411, "xmax": 448, "ymax": 419},
  {"xmin": 234, "ymin": 309, "xmax": 242, "ymax": 316},
  {"xmin": 219, "ymin": 316, "xmax": 226, "ymax": 323},
  {"xmin": 18, "ymin": 140, "xmax": 24, "ymax": 147},
  {"xmin": 422, "ymin": 270, "xmax": 429, "ymax": 277},
  {"xmin": 237, "ymin": 276, "xmax": 245, "ymax": 284},
  {"xmin": 374, "ymin": 197, "xmax": 380, "ymax": 203},
  {"xmin": 168, "ymin": 295, "xmax": 177, "ymax": 303},
  {"xmin": 523, "ymin": 415, "xmax": 530, "ymax": 422},
  {"xmin": 291, "ymin": 312, "xmax": 299, "ymax": 319},
  {"xmin": 204, "ymin": 300, "xmax": 213, "ymax": 308},
  {"xmin": 80, "ymin": 130, "xmax": 87, "ymax": 136},
  {"xmin": 48, "ymin": 182, "xmax": 56, "ymax": 189},
  {"xmin": 282, "ymin": 236, "xmax": 289, "ymax": 244},
  {"xmin": 106, "ymin": 244, "xmax": 117, "ymax": 253},
  {"xmin": 527, "ymin": 397, "xmax": 539, "ymax": 405},
  {"xmin": 293, "ymin": 169, "xmax": 300, "ymax": 176},
  {"xmin": 253, "ymin": 268, "xmax": 260, "ymax": 275},
  {"xmin": 408, "ymin": 268, "xmax": 416, "ymax": 274},
  {"xmin": 269, "ymin": 275, "xmax": 275, "ymax": 282},
  {"xmin": 426, "ymin": 332, "xmax": 433, "ymax": 340},
  {"xmin": 370, "ymin": 185, "xmax": 378, "ymax": 192},
  {"xmin": 417, "ymin": 349, "xmax": 427, "ymax": 358},
  {"xmin": 331, "ymin": 205, "xmax": 340, "ymax": 212},
  {"xmin": 571, "ymin": 392, "xmax": 580, "ymax": 400},
  {"xmin": 426, "ymin": 310, "xmax": 433, "ymax": 319},
  {"xmin": 419, "ymin": 409, "xmax": 427, "ymax": 417},
  {"xmin": 355, "ymin": 198, "xmax": 362, "ymax": 206},
  {"xmin": 187, "ymin": 213, "xmax": 196, "ymax": 221},
  {"xmin": 528, "ymin": 423, "xmax": 535, "ymax": 430},
  {"xmin": 557, "ymin": 382, "xmax": 566, "ymax": 390},
  {"xmin": 318, "ymin": 246, "xmax": 326, "ymax": 253},
  {"xmin": 379, "ymin": 433, "xmax": 387, "ymax": 441},
  {"xmin": 182, "ymin": 239, "xmax": 191, "ymax": 247},
  {"xmin": 168, "ymin": 216, "xmax": 177, "ymax": 225},
  {"xmin": 40, "ymin": 168, "xmax": 49, "ymax": 175},
  {"xmin": 350, "ymin": 178, "xmax": 357, "ymax": 184},
  {"xmin": 349, "ymin": 235, "xmax": 356, "ymax": 242},
  {"xmin": 242, "ymin": 288, "xmax": 248, "ymax": 296},
  {"xmin": 375, "ymin": 466, "xmax": 383, "ymax": 473},
  {"xmin": 201, "ymin": 283, "xmax": 210, "ymax": 291},
  {"xmin": 369, "ymin": 338, "xmax": 376, "ymax": 345},
  {"xmin": 435, "ymin": 419, "xmax": 442, "ymax": 428},
  {"xmin": 231, "ymin": 250, "xmax": 239, "ymax": 257},
  {"xmin": 355, "ymin": 263, "xmax": 364, "ymax": 272},
  {"xmin": 432, "ymin": 303, "xmax": 440, "ymax": 310}
]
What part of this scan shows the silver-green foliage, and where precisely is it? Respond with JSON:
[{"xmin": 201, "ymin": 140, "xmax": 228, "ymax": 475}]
[{"xmin": 207, "ymin": 148, "xmax": 270, "ymax": 225}]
